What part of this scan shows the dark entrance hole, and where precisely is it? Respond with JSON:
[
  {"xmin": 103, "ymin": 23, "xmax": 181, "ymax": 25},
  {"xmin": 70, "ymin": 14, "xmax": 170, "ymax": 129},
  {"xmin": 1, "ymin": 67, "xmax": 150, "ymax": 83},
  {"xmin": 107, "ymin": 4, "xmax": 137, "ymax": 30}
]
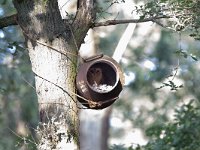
[{"xmin": 87, "ymin": 62, "xmax": 117, "ymax": 93}]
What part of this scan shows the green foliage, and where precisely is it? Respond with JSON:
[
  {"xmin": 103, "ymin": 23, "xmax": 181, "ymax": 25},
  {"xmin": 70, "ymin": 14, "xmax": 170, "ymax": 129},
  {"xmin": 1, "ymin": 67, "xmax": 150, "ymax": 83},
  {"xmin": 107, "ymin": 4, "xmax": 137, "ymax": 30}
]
[
  {"xmin": 111, "ymin": 100, "xmax": 200, "ymax": 150},
  {"xmin": 138, "ymin": 100, "xmax": 200, "ymax": 150},
  {"xmin": 175, "ymin": 49, "xmax": 198, "ymax": 61},
  {"xmin": 0, "ymin": 3, "xmax": 38, "ymax": 147},
  {"xmin": 135, "ymin": 0, "xmax": 200, "ymax": 40},
  {"xmin": 135, "ymin": 1, "xmax": 167, "ymax": 19},
  {"xmin": 0, "ymin": 39, "xmax": 38, "ymax": 149},
  {"xmin": 0, "ymin": 0, "xmax": 7, "ymax": 5}
]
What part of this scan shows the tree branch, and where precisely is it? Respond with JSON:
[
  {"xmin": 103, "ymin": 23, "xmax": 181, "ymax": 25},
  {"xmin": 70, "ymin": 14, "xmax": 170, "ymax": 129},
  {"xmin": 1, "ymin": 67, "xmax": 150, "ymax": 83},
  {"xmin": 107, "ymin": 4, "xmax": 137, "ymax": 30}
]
[
  {"xmin": 72, "ymin": 0, "xmax": 96, "ymax": 47},
  {"xmin": 93, "ymin": 16, "xmax": 170, "ymax": 27},
  {"xmin": 0, "ymin": 14, "xmax": 17, "ymax": 29}
]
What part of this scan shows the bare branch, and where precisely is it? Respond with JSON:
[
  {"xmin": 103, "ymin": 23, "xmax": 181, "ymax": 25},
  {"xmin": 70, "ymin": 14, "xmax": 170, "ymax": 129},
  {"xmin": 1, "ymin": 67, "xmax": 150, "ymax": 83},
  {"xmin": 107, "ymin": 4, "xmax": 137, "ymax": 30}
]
[
  {"xmin": 72, "ymin": 0, "xmax": 96, "ymax": 47},
  {"xmin": 0, "ymin": 14, "xmax": 17, "ymax": 29},
  {"xmin": 93, "ymin": 16, "xmax": 170, "ymax": 27}
]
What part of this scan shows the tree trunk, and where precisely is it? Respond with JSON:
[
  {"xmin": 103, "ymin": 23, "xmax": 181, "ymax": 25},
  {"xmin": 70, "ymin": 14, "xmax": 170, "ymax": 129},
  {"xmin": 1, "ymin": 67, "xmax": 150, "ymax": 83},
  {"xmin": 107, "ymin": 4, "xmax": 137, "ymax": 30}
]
[
  {"xmin": 80, "ymin": 108, "xmax": 112, "ymax": 150},
  {"xmin": 13, "ymin": 0, "xmax": 95, "ymax": 149},
  {"xmin": 28, "ymin": 32, "xmax": 79, "ymax": 149}
]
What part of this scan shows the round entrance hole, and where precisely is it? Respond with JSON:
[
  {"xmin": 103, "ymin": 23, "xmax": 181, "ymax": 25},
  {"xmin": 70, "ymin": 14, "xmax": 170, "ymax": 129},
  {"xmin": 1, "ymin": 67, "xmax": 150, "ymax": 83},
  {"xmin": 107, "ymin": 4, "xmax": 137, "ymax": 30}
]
[{"xmin": 86, "ymin": 61, "xmax": 118, "ymax": 93}]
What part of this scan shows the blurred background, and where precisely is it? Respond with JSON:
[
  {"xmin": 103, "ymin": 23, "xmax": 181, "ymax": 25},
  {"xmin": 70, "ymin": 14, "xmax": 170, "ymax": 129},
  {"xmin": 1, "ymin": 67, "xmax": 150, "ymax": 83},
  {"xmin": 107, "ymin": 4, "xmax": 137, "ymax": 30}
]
[{"xmin": 1, "ymin": 0, "xmax": 200, "ymax": 149}]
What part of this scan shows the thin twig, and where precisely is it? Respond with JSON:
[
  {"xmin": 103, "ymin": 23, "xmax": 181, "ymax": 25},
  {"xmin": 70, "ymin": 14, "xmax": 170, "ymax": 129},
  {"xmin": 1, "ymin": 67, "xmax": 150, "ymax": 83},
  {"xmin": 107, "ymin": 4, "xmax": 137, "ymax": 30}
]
[
  {"xmin": 93, "ymin": 16, "xmax": 170, "ymax": 27},
  {"xmin": 21, "ymin": 76, "xmax": 35, "ymax": 90},
  {"xmin": 33, "ymin": 71, "xmax": 77, "ymax": 104},
  {"xmin": 8, "ymin": 127, "xmax": 37, "ymax": 145},
  {"xmin": 35, "ymin": 40, "xmax": 78, "ymax": 57}
]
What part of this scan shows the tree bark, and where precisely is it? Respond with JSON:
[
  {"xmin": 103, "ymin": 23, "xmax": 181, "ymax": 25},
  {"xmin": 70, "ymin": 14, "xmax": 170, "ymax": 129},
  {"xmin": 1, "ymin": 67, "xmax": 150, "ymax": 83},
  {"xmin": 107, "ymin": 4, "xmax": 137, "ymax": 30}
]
[
  {"xmin": 80, "ymin": 108, "xmax": 112, "ymax": 150},
  {"xmin": 12, "ymin": 0, "xmax": 95, "ymax": 149}
]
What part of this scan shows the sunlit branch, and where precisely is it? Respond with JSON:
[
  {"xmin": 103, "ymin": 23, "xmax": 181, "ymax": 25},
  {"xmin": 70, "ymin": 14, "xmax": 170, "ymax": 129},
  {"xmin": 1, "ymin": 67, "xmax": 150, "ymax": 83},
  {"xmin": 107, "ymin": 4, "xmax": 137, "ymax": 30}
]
[
  {"xmin": 0, "ymin": 14, "xmax": 17, "ymax": 29},
  {"xmin": 93, "ymin": 16, "xmax": 170, "ymax": 27}
]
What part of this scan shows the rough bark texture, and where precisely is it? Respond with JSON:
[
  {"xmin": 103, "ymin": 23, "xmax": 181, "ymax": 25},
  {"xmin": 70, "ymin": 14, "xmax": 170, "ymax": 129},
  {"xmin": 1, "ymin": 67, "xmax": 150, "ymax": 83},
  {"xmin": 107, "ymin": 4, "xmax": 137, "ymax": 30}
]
[{"xmin": 13, "ymin": 0, "xmax": 95, "ymax": 149}]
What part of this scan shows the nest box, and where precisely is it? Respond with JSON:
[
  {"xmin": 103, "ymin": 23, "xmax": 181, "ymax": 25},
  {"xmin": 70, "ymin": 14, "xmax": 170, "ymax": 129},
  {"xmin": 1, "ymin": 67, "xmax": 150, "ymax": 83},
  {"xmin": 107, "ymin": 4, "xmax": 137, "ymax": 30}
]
[{"xmin": 76, "ymin": 54, "xmax": 124, "ymax": 109}]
